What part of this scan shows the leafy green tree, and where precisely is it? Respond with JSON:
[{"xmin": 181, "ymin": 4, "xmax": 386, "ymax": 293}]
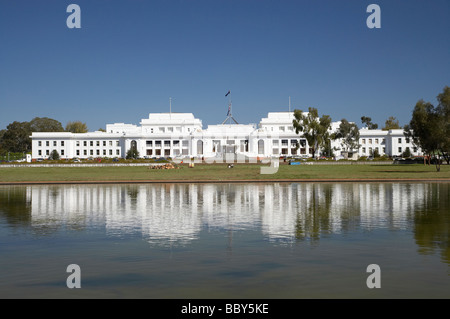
[
  {"xmin": 30, "ymin": 117, "xmax": 64, "ymax": 132},
  {"xmin": 0, "ymin": 129, "xmax": 6, "ymax": 154},
  {"xmin": 49, "ymin": 150, "xmax": 60, "ymax": 160},
  {"xmin": 436, "ymin": 86, "xmax": 449, "ymax": 164},
  {"xmin": 0, "ymin": 121, "xmax": 32, "ymax": 152},
  {"xmin": 293, "ymin": 107, "xmax": 332, "ymax": 159},
  {"xmin": 65, "ymin": 121, "xmax": 88, "ymax": 133},
  {"xmin": 333, "ymin": 119, "xmax": 360, "ymax": 155},
  {"xmin": 382, "ymin": 116, "xmax": 401, "ymax": 130},
  {"xmin": 361, "ymin": 116, "xmax": 378, "ymax": 129},
  {"xmin": 126, "ymin": 148, "xmax": 139, "ymax": 159},
  {"xmin": 404, "ymin": 86, "xmax": 450, "ymax": 171}
]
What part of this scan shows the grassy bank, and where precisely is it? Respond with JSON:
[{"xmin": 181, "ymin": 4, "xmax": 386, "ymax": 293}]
[{"xmin": 0, "ymin": 163, "xmax": 449, "ymax": 183}]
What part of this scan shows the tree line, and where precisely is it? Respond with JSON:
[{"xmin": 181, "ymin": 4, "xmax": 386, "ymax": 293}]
[
  {"xmin": 0, "ymin": 118, "xmax": 90, "ymax": 154},
  {"xmin": 292, "ymin": 86, "xmax": 449, "ymax": 171}
]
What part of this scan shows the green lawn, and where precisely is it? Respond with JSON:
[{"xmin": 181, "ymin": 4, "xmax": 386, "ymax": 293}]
[{"xmin": 0, "ymin": 163, "xmax": 449, "ymax": 183}]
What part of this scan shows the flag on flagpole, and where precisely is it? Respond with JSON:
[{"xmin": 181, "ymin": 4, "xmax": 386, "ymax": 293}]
[{"xmin": 225, "ymin": 90, "xmax": 230, "ymax": 97}]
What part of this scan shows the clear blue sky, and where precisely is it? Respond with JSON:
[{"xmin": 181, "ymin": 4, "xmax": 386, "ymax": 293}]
[{"xmin": 1, "ymin": 0, "xmax": 449, "ymax": 131}]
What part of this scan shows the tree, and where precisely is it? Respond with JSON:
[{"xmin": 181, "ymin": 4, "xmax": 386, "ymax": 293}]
[
  {"xmin": 361, "ymin": 116, "xmax": 378, "ymax": 129},
  {"xmin": 126, "ymin": 148, "xmax": 139, "ymax": 159},
  {"xmin": 0, "ymin": 121, "xmax": 32, "ymax": 153},
  {"xmin": 0, "ymin": 129, "xmax": 6, "ymax": 154},
  {"xmin": 333, "ymin": 119, "xmax": 360, "ymax": 156},
  {"xmin": 49, "ymin": 150, "xmax": 60, "ymax": 160},
  {"xmin": 404, "ymin": 86, "xmax": 449, "ymax": 171},
  {"xmin": 292, "ymin": 107, "xmax": 332, "ymax": 159},
  {"xmin": 30, "ymin": 117, "xmax": 64, "ymax": 132},
  {"xmin": 436, "ymin": 86, "xmax": 450, "ymax": 163},
  {"xmin": 66, "ymin": 121, "xmax": 88, "ymax": 133},
  {"xmin": 382, "ymin": 116, "xmax": 401, "ymax": 130}
]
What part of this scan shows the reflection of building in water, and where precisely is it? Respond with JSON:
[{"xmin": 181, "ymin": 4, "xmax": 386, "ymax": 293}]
[{"xmin": 28, "ymin": 183, "xmax": 431, "ymax": 245}]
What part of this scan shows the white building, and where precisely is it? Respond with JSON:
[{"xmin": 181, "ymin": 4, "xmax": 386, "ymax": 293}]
[{"xmin": 30, "ymin": 111, "xmax": 422, "ymax": 160}]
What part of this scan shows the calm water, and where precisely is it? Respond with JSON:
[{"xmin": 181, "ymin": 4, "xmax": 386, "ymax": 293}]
[{"xmin": 0, "ymin": 182, "xmax": 449, "ymax": 299}]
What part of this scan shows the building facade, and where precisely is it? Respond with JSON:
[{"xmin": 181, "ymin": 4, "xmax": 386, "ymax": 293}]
[{"xmin": 30, "ymin": 111, "xmax": 422, "ymax": 160}]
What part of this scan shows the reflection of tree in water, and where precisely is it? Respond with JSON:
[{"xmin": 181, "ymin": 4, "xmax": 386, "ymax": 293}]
[
  {"xmin": 413, "ymin": 183, "xmax": 450, "ymax": 266},
  {"xmin": 0, "ymin": 186, "xmax": 31, "ymax": 227},
  {"xmin": 294, "ymin": 184, "xmax": 334, "ymax": 243}
]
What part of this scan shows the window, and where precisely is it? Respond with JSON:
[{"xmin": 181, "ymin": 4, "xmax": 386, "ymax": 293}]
[
  {"xmin": 398, "ymin": 138, "xmax": 402, "ymax": 143},
  {"xmin": 155, "ymin": 140, "xmax": 161, "ymax": 147},
  {"xmin": 90, "ymin": 141, "xmax": 93, "ymax": 147},
  {"xmin": 53, "ymin": 141, "xmax": 57, "ymax": 146},
  {"xmin": 164, "ymin": 140, "xmax": 171, "ymax": 147},
  {"xmin": 173, "ymin": 140, "xmax": 180, "ymax": 146},
  {"xmin": 362, "ymin": 147, "xmax": 366, "ymax": 153},
  {"xmin": 398, "ymin": 147, "xmax": 402, "ymax": 153},
  {"xmin": 46, "ymin": 141, "xmax": 49, "ymax": 146},
  {"xmin": 375, "ymin": 139, "xmax": 379, "ymax": 144},
  {"xmin": 96, "ymin": 150, "xmax": 100, "ymax": 156},
  {"xmin": 116, "ymin": 150, "xmax": 120, "ymax": 156},
  {"xmin": 406, "ymin": 138, "xmax": 410, "ymax": 143},
  {"xmin": 273, "ymin": 140, "xmax": 279, "ymax": 146},
  {"xmin": 103, "ymin": 141, "xmax": 106, "ymax": 147},
  {"xmin": 279, "ymin": 126, "xmax": 285, "ymax": 132},
  {"xmin": 369, "ymin": 139, "xmax": 372, "ymax": 144},
  {"xmin": 116, "ymin": 141, "xmax": 120, "ymax": 146},
  {"xmin": 109, "ymin": 150, "xmax": 112, "ymax": 156},
  {"xmin": 84, "ymin": 150, "xmax": 87, "ymax": 156},
  {"xmin": 182, "ymin": 140, "xmax": 189, "ymax": 147},
  {"xmin": 159, "ymin": 127, "xmax": 165, "ymax": 133},
  {"xmin": 46, "ymin": 150, "xmax": 49, "ymax": 156},
  {"xmin": 38, "ymin": 141, "xmax": 42, "ymax": 146},
  {"xmin": 362, "ymin": 139, "xmax": 366, "ymax": 144},
  {"xmin": 84, "ymin": 141, "xmax": 87, "ymax": 147},
  {"xmin": 38, "ymin": 150, "xmax": 42, "ymax": 156},
  {"xmin": 109, "ymin": 141, "xmax": 113, "ymax": 146},
  {"xmin": 103, "ymin": 150, "xmax": 106, "ymax": 156},
  {"xmin": 96, "ymin": 141, "xmax": 100, "ymax": 147},
  {"xmin": 89, "ymin": 150, "xmax": 93, "ymax": 156},
  {"xmin": 76, "ymin": 150, "xmax": 80, "ymax": 156},
  {"xmin": 76, "ymin": 141, "xmax": 80, "ymax": 147},
  {"xmin": 146, "ymin": 140, "xmax": 152, "ymax": 146},
  {"xmin": 168, "ymin": 127, "xmax": 173, "ymax": 133},
  {"xmin": 61, "ymin": 150, "xmax": 65, "ymax": 156}
]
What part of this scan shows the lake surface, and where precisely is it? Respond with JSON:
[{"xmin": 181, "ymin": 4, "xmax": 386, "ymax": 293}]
[{"xmin": 0, "ymin": 182, "xmax": 449, "ymax": 299}]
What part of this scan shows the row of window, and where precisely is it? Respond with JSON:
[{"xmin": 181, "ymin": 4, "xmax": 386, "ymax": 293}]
[
  {"xmin": 145, "ymin": 140, "xmax": 189, "ymax": 147},
  {"xmin": 361, "ymin": 146, "xmax": 418, "ymax": 154},
  {"xmin": 38, "ymin": 149, "xmax": 65, "ymax": 156},
  {"xmin": 76, "ymin": 149, "xmax": 121, "ymax": 156},
  {"xmin": 37, "ymin": 140, "xmax": 121, "ymax": 147},
  {"xmin": 361, "ymin": 137, "xmax": 411, "ymax": 145},
  {"xmin": 38, "ymin": 141, "xmax": 65, "ymax": 147}
]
